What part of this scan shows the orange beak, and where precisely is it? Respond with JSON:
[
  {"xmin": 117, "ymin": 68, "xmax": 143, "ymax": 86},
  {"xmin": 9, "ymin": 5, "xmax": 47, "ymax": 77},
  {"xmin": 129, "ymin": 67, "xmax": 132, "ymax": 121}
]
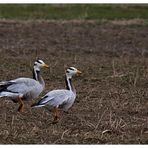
[
  {"xmin": 77, "ymin": 69, "xmax": 82, "ymax": 74},
  {"xmin": 43, "ymin": 64, "xmax": 49, "ymax": 68}
]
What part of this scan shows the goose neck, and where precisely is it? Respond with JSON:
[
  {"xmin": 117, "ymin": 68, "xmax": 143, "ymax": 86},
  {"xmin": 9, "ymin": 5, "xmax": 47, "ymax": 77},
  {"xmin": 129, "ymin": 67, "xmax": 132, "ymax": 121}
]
[
  {"xmin": 65, "ymin": 75, "xmax": 75, "ymax": 93},
  {"xmin": 33, "ymin": 68, "xmax": 45, "ymax": 88}
]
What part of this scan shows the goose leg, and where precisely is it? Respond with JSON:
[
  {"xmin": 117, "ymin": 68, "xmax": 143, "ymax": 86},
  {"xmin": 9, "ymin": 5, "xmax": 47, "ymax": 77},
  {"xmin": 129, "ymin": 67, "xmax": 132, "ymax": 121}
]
[
  {"xmin": 52, "ymin": 107, "xmax": 59, "ymax": 124},
  {"xmin": 17, "ymin": 96, "xmax": 24, "ymax": 112}
]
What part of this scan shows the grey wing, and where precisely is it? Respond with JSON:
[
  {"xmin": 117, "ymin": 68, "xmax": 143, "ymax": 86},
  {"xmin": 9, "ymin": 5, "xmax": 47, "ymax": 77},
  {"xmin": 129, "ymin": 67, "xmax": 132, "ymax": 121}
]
[
  {"xmin": 36, "ymin": 89, "xmax": 74, "ymax": 107},
  {"xmin": 6, "ymin": 78, "xmax": 40, "ymax": 94},
  {"xmin": 0, "ymin": 77, "xmax": 43, "ymax": 100}
]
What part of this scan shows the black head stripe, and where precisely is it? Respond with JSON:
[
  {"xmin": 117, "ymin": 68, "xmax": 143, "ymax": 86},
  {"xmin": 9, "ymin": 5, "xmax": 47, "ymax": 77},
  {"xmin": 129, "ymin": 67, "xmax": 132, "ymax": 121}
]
[
  {"xmin": 69, "ymin": 67, "xmax": 74, "ymax": 71},
  {"xmin": 66, "ymin": 70, "xmax": 70, "ymax": 73},
  {"xmin": 37, "ymin": 60, "xmax": 42, "ymax": 64}
]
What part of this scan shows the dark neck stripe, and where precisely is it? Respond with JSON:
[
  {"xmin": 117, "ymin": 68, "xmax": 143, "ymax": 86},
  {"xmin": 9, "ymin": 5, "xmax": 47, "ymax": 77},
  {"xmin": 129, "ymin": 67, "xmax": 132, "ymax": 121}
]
[
  {"xmin": 32, "ymin": 69, "xmax": 36, "ymax": 80},
  {"xmin": 65, "ymin": 75, "xmax": 69, "ymax": 90},
  {"xmin": 33, "ymin": 69, "xmax": 40, "ymax": 81},
  {"xmin": 65, "ymin": 75, "xmax": 72, "ymax": 91}
]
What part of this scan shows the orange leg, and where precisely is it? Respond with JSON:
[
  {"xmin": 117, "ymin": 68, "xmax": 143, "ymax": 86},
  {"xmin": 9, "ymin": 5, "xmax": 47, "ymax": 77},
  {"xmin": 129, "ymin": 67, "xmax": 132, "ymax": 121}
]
[
  {"xmin": 52, "ymin": 107, "xmax": 60, "ymax": 123},
  {"xmin": 17, "ymin": 96, "xmax": 24, "ymax": 112}
]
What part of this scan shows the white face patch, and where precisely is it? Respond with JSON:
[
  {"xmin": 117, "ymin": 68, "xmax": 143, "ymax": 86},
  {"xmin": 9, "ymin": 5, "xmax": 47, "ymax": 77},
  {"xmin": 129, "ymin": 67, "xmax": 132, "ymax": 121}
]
[
  {"xmin": 66, "ymin": 67, "xmax": 77, "ymax": 76},
  {"xmin": 34, "ymin": 59, "xmax": 45, "ymax": 69}
]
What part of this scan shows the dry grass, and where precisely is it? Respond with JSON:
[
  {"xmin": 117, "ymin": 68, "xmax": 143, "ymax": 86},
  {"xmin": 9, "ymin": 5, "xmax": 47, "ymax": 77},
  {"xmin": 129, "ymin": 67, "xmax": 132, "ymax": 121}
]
[
  {"xmin": 0, "ymin": 20, "xmax": 148, "ymax": 144},
  {"xmin": 110, "ymin": 18, "xmax": 146, "ymax": 25}
]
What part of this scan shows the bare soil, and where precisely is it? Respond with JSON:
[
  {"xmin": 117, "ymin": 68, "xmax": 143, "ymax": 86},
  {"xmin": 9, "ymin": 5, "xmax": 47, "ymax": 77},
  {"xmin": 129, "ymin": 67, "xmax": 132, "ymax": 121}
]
[{"xmin": 0, "ymin": 20, "xmax": 148, "ymax": 144}]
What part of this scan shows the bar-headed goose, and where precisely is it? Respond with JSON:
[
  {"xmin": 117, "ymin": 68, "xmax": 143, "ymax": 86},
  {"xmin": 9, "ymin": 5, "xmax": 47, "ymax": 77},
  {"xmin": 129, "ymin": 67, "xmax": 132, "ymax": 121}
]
[
  {"xmin": 0, "ymin": 59, "xmax": 49, "ymax": 112},
  {"xmin": 31, "ymin": 67, "xmax": 82, "ymax": 123}
]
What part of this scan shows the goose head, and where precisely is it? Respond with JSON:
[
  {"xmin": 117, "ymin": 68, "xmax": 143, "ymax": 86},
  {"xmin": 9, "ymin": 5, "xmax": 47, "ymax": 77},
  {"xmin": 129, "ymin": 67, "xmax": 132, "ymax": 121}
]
[
  {"xmin": 66, "ymin": 67, "xmax": 82, "ymax": 78},
  {"xmin": 34, "ymin": 59, "xmax": 49, "ymax": 71}
]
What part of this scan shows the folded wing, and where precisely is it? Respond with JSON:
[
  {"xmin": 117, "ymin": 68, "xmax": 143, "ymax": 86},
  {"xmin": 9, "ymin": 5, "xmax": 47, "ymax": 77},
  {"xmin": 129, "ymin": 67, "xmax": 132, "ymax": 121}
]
[
  {"xmin": 32, "ymin": 89, "xmax": 73, "ymax": 108},
  {"xmin": 0, "ymin": 77, "xmax": 40, "ymax": 98}
]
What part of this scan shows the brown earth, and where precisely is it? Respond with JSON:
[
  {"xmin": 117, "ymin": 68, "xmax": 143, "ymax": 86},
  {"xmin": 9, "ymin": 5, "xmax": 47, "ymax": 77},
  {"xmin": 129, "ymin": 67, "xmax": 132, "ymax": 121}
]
[{"xmin": 0, "ymin": 20, "xmax": 148, "ymax": 144}]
